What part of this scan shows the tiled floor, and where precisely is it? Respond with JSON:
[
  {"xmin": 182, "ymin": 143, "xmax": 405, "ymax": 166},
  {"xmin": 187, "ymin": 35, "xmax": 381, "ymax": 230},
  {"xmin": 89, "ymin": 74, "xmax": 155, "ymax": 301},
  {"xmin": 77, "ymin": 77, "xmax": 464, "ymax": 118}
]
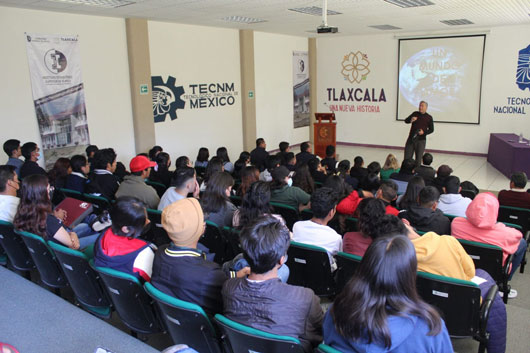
[{"xmin": 334, "ymin": 145, "xmax": 511, "ymax": 192}]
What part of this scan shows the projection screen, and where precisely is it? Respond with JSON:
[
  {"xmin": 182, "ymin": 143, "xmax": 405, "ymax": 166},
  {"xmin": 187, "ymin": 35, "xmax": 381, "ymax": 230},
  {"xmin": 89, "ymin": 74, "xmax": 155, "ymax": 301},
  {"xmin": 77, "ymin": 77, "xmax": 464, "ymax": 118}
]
[{"xmin": 397, "ymin": 35, "xmax": 486, "ymax": 124}]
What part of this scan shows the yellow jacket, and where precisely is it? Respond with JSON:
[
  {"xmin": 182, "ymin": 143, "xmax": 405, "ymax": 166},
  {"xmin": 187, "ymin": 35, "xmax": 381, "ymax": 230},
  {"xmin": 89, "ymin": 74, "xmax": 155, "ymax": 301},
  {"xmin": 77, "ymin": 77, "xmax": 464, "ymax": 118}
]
[{"xmin": 412, "ymin": 232, "xmax": 475, "ymax": 281}]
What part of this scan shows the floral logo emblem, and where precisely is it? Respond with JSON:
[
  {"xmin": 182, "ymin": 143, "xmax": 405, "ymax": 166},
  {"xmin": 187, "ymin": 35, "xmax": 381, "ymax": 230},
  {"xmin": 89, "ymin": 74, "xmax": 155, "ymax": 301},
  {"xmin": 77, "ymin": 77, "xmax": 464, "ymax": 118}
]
[{"xmin": 341, "ymin": 51, "xmax": 370, "ymax": 83}]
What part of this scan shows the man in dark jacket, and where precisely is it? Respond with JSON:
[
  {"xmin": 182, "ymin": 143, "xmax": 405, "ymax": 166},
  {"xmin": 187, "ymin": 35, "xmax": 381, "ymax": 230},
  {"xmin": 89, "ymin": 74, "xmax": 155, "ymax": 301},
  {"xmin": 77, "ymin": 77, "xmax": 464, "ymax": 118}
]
[
  {"xmin": 399, "ymin": 186, "xmax": 451, "ymax": 235},
  {"xmin": 403, "ymin": 100, "xmax": 434, "ymax": 167},
  {"xmin": 415, "ymin": 153, "xmax": 435, "ymax": 184},
  {"xmin": 222, "ymin": 215, "xmax": 323, "ymax": 352},
  {"xmin": 150, "ymin": 198, "xmax": 248, "ymax": 316},
  {"xmin": 19, "ymin": 142, "xmax": 46, "ymax": 179},
  {"xmin": 250, "ymin": 138, "xmax": 269, "ymax": 172},
  {"xmin": 296, "ymin": 141, "xmax": 316, "ymax": 167}
]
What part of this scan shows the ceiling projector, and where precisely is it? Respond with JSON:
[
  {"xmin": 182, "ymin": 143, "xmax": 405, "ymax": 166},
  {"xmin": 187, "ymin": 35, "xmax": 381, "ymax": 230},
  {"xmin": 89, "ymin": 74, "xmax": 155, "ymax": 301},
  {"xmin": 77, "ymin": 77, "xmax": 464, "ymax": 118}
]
[{"xmin": 317, "ymin": 25, "xmax": 338, "ymax": 34}]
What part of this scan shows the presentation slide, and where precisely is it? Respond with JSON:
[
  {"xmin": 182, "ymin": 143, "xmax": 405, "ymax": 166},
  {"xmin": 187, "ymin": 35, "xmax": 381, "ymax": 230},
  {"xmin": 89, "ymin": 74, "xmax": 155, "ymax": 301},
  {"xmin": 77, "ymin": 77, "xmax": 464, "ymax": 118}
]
[{"xmin": 397, "ymin": 35, "xmax": 486, "ymax": 124}]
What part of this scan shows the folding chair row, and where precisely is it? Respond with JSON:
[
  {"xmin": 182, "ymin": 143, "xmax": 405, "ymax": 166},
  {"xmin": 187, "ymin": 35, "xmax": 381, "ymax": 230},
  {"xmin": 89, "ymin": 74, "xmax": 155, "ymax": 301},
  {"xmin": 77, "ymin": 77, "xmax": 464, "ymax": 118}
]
[{"xmin": 58, "ymin": 188, "xmax": 112, "ymax": 214}]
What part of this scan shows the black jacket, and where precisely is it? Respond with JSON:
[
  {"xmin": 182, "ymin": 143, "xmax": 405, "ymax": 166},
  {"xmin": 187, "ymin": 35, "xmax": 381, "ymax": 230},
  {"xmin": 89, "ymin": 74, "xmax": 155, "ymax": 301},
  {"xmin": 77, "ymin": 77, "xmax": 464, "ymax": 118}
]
[
  {"xmin": 222, "ymin": 277, "xmax": 323, "ymax": 352},
  {"xmin": 85, "ymin": 170, "xmax": 120, "ymax": 200},
  {"xmin": 150, "ymin": 244, "xmax": 234, "ymax": 316},
  {"xmin": 250, "ymin": 147, "xmax": 269, "ymax": 172},
  {"xmin": 416, "ymin": 165, "xmax": 435, "ymax": 184},
  {"xmin": 19, "ymin": 161, "xmax": 46, "ymax": 179},
  {"xmin": 399, "ymin": 205, "xmax": 451, "ymax": 235},
  {"xmin": 296, "ymin": 151, "xmax": 315, "ymax": 166}
]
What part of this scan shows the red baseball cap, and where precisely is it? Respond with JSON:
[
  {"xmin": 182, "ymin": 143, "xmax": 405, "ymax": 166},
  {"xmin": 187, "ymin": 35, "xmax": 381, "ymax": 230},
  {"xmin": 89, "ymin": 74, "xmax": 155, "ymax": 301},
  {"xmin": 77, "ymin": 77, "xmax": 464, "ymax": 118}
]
[{"xmin": 130, "ymin": 155, "xmax": 156, "ymax": 173}]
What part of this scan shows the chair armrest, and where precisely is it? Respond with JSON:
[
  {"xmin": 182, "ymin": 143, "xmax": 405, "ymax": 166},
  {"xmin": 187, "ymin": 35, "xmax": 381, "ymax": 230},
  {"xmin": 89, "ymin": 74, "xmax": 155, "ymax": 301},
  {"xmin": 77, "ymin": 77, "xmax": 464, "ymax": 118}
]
[
  {"xmin": 503, "ymin": 254, "xmax": 514, "ymax": 279},
  {"xmin": 479, "ymin": 284, "xmax": 499, "ymax": 338}
]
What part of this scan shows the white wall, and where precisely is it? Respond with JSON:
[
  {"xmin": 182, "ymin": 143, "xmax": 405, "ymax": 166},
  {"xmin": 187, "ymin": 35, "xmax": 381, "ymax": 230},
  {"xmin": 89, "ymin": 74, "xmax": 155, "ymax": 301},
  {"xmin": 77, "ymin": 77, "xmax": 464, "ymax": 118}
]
[
  {"xmin": 254, "ymin": 31, "xmax": 309, "ymax": 151},
  {"xmin": 0, "ymin": 6, "xmax": 135, "ymax": 166},
  {"xmin": 317, "ymin": 24, "xmax": 530, "ymax": 154},
  {"xmin": 148, "ymin": 21, "xmax": 243, "ymax": 163}
]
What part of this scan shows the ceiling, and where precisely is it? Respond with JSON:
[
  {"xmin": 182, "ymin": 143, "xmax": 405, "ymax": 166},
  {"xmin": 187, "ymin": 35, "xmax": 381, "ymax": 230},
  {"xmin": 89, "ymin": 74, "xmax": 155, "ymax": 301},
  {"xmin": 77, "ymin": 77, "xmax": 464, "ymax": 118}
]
[{"xmin": 1, "ymin": 0, "xmax": 529, "ymax": 37}]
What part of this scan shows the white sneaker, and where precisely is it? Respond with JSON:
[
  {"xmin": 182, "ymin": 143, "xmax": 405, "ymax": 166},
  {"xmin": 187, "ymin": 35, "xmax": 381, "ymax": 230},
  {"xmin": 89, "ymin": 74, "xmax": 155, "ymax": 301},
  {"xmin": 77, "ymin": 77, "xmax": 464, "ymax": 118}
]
[
  {"xmin": 92, "ymin": 219, "xmax": 112, "ymax": 232},
  {"xmin": 499, "ymin": 289, "xmax": 518, "ymax": 299}
]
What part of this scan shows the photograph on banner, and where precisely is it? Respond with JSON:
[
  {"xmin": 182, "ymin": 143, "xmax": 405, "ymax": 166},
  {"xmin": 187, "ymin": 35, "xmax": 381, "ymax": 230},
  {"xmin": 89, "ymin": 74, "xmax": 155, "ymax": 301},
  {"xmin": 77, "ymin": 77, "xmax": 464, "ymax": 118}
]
[
  {"xmin": 25, "ymin": 33, "xmax": 90, "ymax": 168},
  {"xmin": 293, "ymin": 51, "xmax": 310, "ymax": 128}
]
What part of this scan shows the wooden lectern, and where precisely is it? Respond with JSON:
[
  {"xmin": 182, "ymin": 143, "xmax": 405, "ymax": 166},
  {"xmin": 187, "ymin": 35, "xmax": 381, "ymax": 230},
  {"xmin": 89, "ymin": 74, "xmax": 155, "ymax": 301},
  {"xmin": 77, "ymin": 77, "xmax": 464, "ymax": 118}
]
[{"xmin": 314, "ymin": 113, "xmax": 336, "ymax": 159}]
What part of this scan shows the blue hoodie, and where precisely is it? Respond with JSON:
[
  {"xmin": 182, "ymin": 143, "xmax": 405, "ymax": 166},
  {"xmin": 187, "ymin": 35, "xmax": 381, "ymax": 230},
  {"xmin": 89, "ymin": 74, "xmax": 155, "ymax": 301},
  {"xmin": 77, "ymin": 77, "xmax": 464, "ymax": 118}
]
[{"xmin": 323, "ymin": 309, "xmax": 453, "ymax": 353}]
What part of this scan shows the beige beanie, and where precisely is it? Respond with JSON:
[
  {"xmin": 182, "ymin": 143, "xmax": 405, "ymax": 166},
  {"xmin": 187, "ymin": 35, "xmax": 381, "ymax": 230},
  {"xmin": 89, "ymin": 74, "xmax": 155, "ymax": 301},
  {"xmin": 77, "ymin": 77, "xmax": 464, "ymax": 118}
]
[{"xmin": 162, "ymin": 198, "xmax": 204, "ymax": 247}]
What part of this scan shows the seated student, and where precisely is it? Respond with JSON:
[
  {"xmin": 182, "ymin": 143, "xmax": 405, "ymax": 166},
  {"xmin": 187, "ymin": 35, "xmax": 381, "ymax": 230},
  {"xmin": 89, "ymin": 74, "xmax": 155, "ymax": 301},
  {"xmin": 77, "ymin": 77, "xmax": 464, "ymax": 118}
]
[
  {"xmin": 151, "ymin": 198, "xmax": 248, "ymax": 316},
  {"xmin": 200, "ymin": 172, "xmax": 237, "ymax": 228},
  {"xmin": 66, "ymin": 155, "xmax": 90, "ymax": 193},
  {"xmin": 85, "ymin": 144, "xmax": 98, "ymax": 170},
  {"xmin": 343, "ymin": 198, "xmax": 387, "ymax": 257},
  {"xmin": 233, "ymin": 151, "xmax": 250, "ymax": 179},
  {"xmin": 349, "ymin": 156, "xmax": 368, "ymax": 183},
  {"xmin": 295, "ymin": 141, "xmax": 315, "ymax": 167},
  {"xmin": 85, "ymin": 148, "xmax": 120, "ymax": 200},
  {"xmin": 48, "ymin": 158, "xmax": 71, "ymax": 191},
  {"xmin": 270, "ymin": 166, "xmax": 310, "ymax": 211},
  {"xmin": 195, "ymin": 147, "xmax": 209, "ymax": 168},
  {"xmin": 389, "ymin": 158, "xmax": 416, "ymax": 192},
  {"xmin": 292, "ymin": 187, "xmax": 342, "ymax": 268},
  {"xmin": 324, "ymin": 234, "xmax": 452, "ymax": 353},
  {"xmin": 360, "ymin": 161, "xmax": 381, "ymax": 193},
  {"xmin": 336, "ymin": 184, "xmax": 372, "ymax": 217},
  {"xmin": 437, "ymin": 176, "xmax": 472, "ymax": 217},
  {"xmin": 452, "ymin": 192, "xmax": 527, "ymax": 292},
  {"xmin": 415, "ymin": 153, "xmax": 436, "ymax": 184},
  {"xmin": 222, "ymin": 215, "xmax": 323, "ymax": 352},
  {"xmin": 93, "ymin": 197, "xmax": 156, "ymax": 282},
  {"xmin": 199, "ymin": 156, "xmax": 223, "ymax": 192},
  {"xmin": 284, "ymin": 152, "xmax": 297, "ymax": 172},
  {"xmin": 250, "ymin": 138, "xmax": 269, "ymax": 172},
  {"xmin": 396, "ymin": 175, "xmax": 425, "ymax": 210},
  {"xmin": 0, "ymin": 165, "xmax": 20, "ymax": 222},
  {"xmin": 236, "ymin": 165, "xmax": 259, "ymax": 197},
  {"xmin": 216, "ymin": 147, "xmax": 234, "ymax": 174},
  {"xmin": 13, "ymin": 174, "xmax": 99, "ymax": 250},
  {"xmin": 19, "ymin": 142, "xmax": 46, "ymax": 179},
  {"xmin": 159, "ymin": 167, "xmax": 200, "ymax": 211},
  {"xmin": 233, "ymin": 181, "xmax": 283, "ymax": 228},
  {"xmin": 115, "ymin": 155, "xmax": 159, "ymax": 210},
  {"xmin": 175, "ymin": 155, "xmax": 192, "ymax": 169},
  {"xmin": 276, "ymin": 141, "xmax": 290, "ymax": 165},
  {"xmin": 321, "ymin": 145, "xmax": 337, "ymax": 174},
  {"xmin": 380, "ymin": 153, "xmax": 399, "ymax": 181},
  {"xmin": 336, "ymin": 160, "xmax": 358, "ymax": 190},
  {"xmin": 376, "ymin": 180, "xmax": 400, "ymax": 216},
  {"xmin": 3, "ymin": 139, "xmax": 23, "ymax": 177},
  {"xmin": 381, "ymin": 216, "xmax": 507, "ymax": 353},
  {"xmin": 259, "ymin": 155, "xmax": 281, "ymax": 182},
  {"xmin": 432, "ymin": 164, "xmax": 453, "ymax": 194},
  {"xmin": 308, "ymin": 157, "xmax": 328, "ymax": 184},
  {"xmin": 292, "ymin": 163, "xmax": 315, "ymax": 194},
  {"xmin": 498, "ymin": 172, "xmax": 530, "ymax": 209},
  {"xmin": 149, "ymin": 152, "xmax": 172, "ymax": 188},
  {"xmin": 399, "ymin": 186, "xmax": 451, "ymax": 235},
  {"xmin": 148, "ymin": 145, "xmax": 163, "ymax": 161}
]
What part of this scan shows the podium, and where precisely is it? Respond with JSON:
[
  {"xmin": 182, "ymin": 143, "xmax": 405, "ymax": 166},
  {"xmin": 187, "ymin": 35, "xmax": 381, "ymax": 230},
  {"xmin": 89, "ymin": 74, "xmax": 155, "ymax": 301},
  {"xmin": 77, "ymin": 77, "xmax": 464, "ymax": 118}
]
[{"xmin": 314, "ymin": 113, "xmax": 336, "ymax": 159}]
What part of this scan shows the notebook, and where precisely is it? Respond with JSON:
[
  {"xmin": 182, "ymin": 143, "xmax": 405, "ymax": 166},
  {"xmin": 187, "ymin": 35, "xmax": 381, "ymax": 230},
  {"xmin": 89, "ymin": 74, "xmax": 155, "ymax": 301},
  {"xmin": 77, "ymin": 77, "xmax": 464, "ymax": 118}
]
[{"xmin": 55, "ymin": 197, "xmax": 93, "ymax": 228}]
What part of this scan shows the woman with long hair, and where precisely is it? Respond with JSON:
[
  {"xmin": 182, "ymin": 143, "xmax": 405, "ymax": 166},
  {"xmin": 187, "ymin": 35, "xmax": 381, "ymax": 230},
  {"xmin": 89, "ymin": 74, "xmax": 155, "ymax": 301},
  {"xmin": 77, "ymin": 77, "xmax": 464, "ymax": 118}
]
[
  {"xmin": 48, "ymin": 157, "xmax": 71, "ymax": 190},
  {"xmin": 236, "ymin": 165, "xmax": 259, "ymax": 197},
  {"xmin": 149, "ymin": 151, "xmax": 172, "ymax": 187},
  {"xmin": 233, "ymin": 181, "xmax": 273, "ymax": 228},
  {"xmin": 323, "ymin": 175, "xmax": 352, "ymax": 203},
  {"xmin": 324, "ymin": 234, "xmax": 451, "ymax": 352},
  {"xmin": 216, "ymin": 147, "xmax": 234, "ymax": 174},
  {"xmin": 200, "ymin": 156, "xmax": 224, "ymax": 191},
  {"xmin": 200, "ymin": 171, "xmax": 237, "ymax": 227},
  {"xmin": 292, "ymin": 163, "xmax": 315, "ymax": 194},
  {"xmin": 336, "ymin": 160, "xmax": 358, "ymax": 190},
  {"xmin": 380, "ymin": 153, "xmax": 400, "ymax": 181},
  {"xmin": 233, "ymin": 151, "xmax": 250, "ymax": 179},
  {"xmin": 397, "ymin": 175, "xmax": 425, "ymax": 210},
  {"xmin": 13, "ymin": 174, "xmax": 99, "ymax": 250},
  {"xmin": 360, "ymin": 161, "xmax": 381, "ymax": 193},
  {"xmin": 195, "ymin": 147, "xmax": 210, "ymax": 168}
]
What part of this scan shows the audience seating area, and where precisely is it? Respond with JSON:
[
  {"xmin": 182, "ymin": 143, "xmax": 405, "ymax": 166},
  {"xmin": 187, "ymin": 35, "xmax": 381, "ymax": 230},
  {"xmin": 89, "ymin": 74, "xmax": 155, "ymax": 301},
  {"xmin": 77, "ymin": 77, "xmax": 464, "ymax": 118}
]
[{"xmin": 2, "ymin": 144, "xmax": 529, "ymax": 352}]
